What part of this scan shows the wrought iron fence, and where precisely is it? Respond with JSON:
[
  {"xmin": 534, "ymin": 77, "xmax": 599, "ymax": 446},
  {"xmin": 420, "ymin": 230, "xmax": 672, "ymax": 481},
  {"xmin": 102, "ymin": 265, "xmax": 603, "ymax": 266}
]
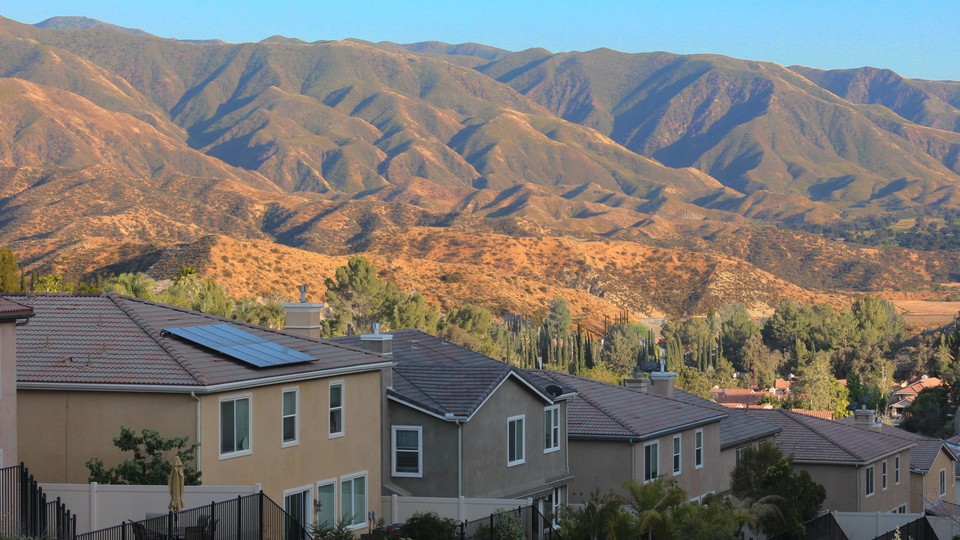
[
  {"xmin": 0, "ymin": 463, "xmax": 77, "ymax": 540},
  {"xmin": 76, "ymin": 492, "xmax": 311, "ymax": 540},
  {"xmin": 457, "ymin": 505, "xmax": 559, "ymax": 540}
]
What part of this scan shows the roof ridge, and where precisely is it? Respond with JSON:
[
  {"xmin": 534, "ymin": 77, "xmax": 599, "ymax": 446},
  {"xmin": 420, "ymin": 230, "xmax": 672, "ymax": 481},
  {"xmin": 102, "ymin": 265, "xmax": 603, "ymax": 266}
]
[
  {"xmin": 787, "ymin": 410, "xmax": 895, "ymax": 462},
  {"xmin": 409, "ymin": 336, "xmax": 511, "ymax": 414},
  {"xmin": 108, "ymin": 293, "xmax": 209, "ymax": 386},
  {"xmin": 544, "ymin": 372, "xmax": 639, "ymax": 436}
]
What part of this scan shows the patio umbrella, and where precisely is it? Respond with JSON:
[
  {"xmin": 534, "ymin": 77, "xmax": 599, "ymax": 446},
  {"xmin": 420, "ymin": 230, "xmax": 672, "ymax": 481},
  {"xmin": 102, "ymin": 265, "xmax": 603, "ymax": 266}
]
[{"xmin": 168, "ymin": 455, "xmax": 185, "ymax": 512}]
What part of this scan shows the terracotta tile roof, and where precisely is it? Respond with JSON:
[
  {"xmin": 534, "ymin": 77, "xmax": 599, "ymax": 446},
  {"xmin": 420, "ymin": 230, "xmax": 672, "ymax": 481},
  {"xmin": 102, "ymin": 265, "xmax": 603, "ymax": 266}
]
[
  {"xmin": 5, "ymin": 293, "xmax": 387, "ymax": 390},
  {"xmin": 791, "ymin": 409, "xmax": 834, "ymax": 420},
  {"xmin": 746, "ymin": 409, "xmax": 913, "ymax": 465},
  {"xmin": 667, "ymin": 390, "xmax": 781, "ymax": 449},
  {"xmin": 329, "ymin": 330, "xmax": 571, "ymax": 419},
  {"xmin": 535, "ymin": 371, "xmax": 727, "ymax": 441},
  {"xmin": 837, "ymin": 416, "xmax": 956, "ymax": 473},
  {"xmin": 892, "ymin": 377, "xmax": 942, "ymax": 399},
  {"xmin": 0, "ymin": 298, "xmax": 33, "ymax": 320}
]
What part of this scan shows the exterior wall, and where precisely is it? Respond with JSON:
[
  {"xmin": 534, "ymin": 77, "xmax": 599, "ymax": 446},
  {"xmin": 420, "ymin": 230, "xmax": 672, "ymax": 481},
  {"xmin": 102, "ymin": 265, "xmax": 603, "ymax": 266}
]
[
  {"xmin": 719, "ymin": 437, "xmax": 775, "ymax": 494},
  {"xmin": 567, "ymin": 440, "xmax": 632, "ymax": 504},
  {"xmin": 914, "ymin": 450, "xmax": 958, "ymax": 512},
  {"xmin": 459, "ymin": 381, "xmax": 568, "ymax": 499},
  {"xmin": 0, "ymin": 322, "xmax": 16, "ymax": 467},
  {"xmin": 797, "ymin": 450, "xmax": 912, "ymax": 512},
  {"xmin": 17, "ymin": 390, "xmax": 196, "ymax": 482},
  {"xmin": 383, "ymin": 404, "xmax": 459, "ymax": 497},
  {"xmin": 200, "ymin": 369, "xmax": 383, "ymax": 531}
]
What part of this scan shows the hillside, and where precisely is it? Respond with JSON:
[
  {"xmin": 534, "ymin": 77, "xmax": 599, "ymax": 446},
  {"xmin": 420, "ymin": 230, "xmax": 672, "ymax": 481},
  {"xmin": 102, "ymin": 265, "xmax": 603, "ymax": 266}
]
[{"xmin": 2, "ymin": 16, "xmax": 960, "ymax": 318}]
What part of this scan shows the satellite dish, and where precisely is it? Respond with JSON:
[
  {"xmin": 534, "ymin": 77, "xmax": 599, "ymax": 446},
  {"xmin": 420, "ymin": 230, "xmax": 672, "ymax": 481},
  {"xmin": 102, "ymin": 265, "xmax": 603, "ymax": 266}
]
[{"xmin": 546, "ymin": 384, "xmax": 563, "ymax": 397}]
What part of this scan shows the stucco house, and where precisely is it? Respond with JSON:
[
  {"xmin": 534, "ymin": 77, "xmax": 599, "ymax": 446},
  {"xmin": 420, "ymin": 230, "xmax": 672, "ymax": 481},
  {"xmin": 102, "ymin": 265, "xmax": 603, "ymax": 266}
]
[
  {"xmin": 747, "ymin": 408, "xmax": 914, "ymax": 513},
  {"xmin": 7, "ymin": 293, "xmax": 391, "ymax": 534},
  {"xmin": 0, "ymin": 298, "xmax": 33, "ymax": 468},
  {"xmin": 329, "ymin": 329, "xmax": 576, "ymax": 519}
]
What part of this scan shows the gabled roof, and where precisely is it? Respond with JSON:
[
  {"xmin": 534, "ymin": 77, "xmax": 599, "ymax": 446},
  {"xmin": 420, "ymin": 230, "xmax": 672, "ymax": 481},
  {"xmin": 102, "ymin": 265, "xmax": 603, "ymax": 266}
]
[
  {"xmin": 746, "ymin": 409, "xmax": 913, "ymax": 465},
  {"xmin": 837, "ymin": 416, "xmax": 957, "ymax": 473},
  {"xmin": 0, "ymin": 297, "xmax": 33, "ymax": 321},
  {"xmin": 534, "ymin": 371, "xmax": 727, "ymax": 441},
  {"xmin": 329, "ymin": 330, "xmax": 572, "ymax": 420},
  {"xmin": 6, "ymin": 293, "xmax": 388, "ymax": 391},
  {"xmin": 669, "ymin": 389, "xmax": 782, "ymax": 449}
]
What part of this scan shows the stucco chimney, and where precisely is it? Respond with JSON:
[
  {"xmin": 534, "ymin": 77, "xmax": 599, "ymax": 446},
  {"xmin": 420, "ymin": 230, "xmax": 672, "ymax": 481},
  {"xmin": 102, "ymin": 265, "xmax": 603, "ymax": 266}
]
[
  {"xmin": 649, "ymin": 371, "xmax": 677, "ymax": 399},
  {"xmin": 281, "ymin": 285, "xmax": 326, "ymax": 339},
  {"xmin": 621, "ymin": 378, "xmax": 650, "ymax": 393},
  {"xmin": 359, "ymin": 322, "xmax": 393, "ymax": 355},
  {"xmin": 854, "ymin": 408, "xmax": 880, "ymax": 430}
]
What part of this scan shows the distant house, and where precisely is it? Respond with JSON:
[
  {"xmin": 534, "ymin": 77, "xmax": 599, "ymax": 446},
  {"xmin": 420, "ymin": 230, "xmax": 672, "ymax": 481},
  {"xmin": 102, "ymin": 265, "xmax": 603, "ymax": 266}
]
[
  {"xmin": 747, "ymin": 409, "xmax": 914, "ymax": 513},
  {"xmin": 536, "ymin": 370, "xmax": 778, "ymax": 502},
  {"xmin": 888, "ymin": 376, "xmax": 942, "ymax": 419},
  {"xmin": 0, "ymin": 298, "xmax": 33, "ymax": 468},
  {"xmin": 7, "ymin": 293, "xmax": 390, "ymax": 534},
  {"xmin": 329, "ymin": 329, "xmax": 576, "ymax": 518}
]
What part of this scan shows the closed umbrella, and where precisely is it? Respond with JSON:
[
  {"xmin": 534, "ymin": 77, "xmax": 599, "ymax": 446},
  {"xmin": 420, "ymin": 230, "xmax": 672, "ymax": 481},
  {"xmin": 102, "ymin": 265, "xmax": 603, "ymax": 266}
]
[{"xmin": 168, "ymin": 456, "xmax": 185, "ymax": 513}]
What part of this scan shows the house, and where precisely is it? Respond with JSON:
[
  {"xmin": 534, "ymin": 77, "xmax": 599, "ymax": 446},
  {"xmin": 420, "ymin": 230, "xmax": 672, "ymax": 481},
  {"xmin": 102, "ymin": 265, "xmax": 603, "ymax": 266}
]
[
  {"xmin": 888, "ymin": 376, "xmax": 942, "ymax": 419},
  {"xmin": 536, "ymin": 370, "xmax": 762, "ymax": 503},
  {"xmin": 7, "ymin": 293, "xmax": 391, "ymax": 534},
  {"xmin": 0, "ymin": 298, "xmax": 33, "ymax": 468},
  {"xmin": 839, "ymin": 411, "xmax": 958, "ymax": 512},
  {"xmin": 327, "ymin": 329, "xmax": 576, "ymax": 519},
  {"xmin": 746, "ymin": 408, "xmax": 914, "ymax": 513}
]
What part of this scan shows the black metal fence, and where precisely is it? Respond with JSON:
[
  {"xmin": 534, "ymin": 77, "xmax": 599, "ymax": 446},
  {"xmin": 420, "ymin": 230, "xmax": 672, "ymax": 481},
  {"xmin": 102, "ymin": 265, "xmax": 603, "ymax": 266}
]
[
  {"xmin": 76, "ymin": 492, "xmax": 311, "ymax": 540},
  {"xmin": 873, "ymin": 515, "xmax": 937, "ymax": 540},
  {"xmin": 457, "ymin": 505, "xmax": 559, "ymax": 540},
  {"xmin": 0, "ymin": 463, "xmax": 77, "ymax": 540}
]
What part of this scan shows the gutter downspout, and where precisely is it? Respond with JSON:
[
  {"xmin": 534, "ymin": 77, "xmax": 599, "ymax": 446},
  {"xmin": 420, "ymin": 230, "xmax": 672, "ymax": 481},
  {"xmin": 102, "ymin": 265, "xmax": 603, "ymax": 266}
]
[
  {"xmin": 457, "ymin": 420, "xmax": 463, "ymax": 498},
  {"xmin": 191, "ymin": 391, "xmax": 201, "ymax": 472}
]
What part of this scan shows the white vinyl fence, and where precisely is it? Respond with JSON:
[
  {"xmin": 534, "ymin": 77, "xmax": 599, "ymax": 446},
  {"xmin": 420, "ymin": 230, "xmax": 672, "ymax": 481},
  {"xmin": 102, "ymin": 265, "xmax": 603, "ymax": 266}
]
[
  {"xmin": 380, "ymin": 494, "xmax": 532, "ymax": 525},
  {"xmin": 39, "ymin": 482, "xmax": 260, "ymax": 534}
]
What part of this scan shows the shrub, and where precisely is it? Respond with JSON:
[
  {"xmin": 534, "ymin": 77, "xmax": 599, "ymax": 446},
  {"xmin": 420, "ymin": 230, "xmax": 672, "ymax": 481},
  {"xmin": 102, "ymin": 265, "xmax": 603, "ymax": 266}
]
[{"xmin": 399, "ymin": 512, "xmax": 456, "ymax": 540}]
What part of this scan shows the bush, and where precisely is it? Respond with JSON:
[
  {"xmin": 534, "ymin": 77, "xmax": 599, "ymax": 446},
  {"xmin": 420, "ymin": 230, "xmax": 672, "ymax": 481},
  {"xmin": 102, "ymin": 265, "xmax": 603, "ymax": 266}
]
[{"xmin": 399, "ymin": 512, "xmax": 456, "ymax": 540}]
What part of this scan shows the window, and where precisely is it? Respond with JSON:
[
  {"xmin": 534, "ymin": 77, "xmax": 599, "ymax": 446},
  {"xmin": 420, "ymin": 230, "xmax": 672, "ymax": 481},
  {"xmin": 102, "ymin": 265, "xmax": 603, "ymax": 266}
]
[
  {"xmin": 329, "ymin": 382, "xmax": 344, "ymax": 438},
  {"xmin": 736, "ymin": 447, "xmax": 746, "ymax": 465},
  {"xmin": 282, "ymin": 388, "xmax": 298, "ymax": 446},
  {"xmin": 508, "ymin": 415, "xmax": 525, "ymax": 466},
  {"xmin": 695, "ymin": 429, "xmax": 703, "ymax": 469},
  {"xmin": 316, "ymin": 480, "xmax": 336, "ymax": 528},
  {"xmin": 284, "ymin": 486, "xmax": 312, "ymax": 531},
  {"xmin": 882, "ymin": 461, "xmax": 887, "ymax": 490},
  {"xmin": 673, "ymin": 435, "xmax": 682, "ymax": 476},
  {"xmin": 866, "ymin": 465, "xmax": 875, "ymax": 497},
  {"xmin": 898, "ymin": 505, "xmax": 907, "ymax": 513},
  {"xmin": 544, "ymin": 406, "xmax": 560, "ymax": 453},
  {"xmin": 341, "ymin": 473, "xmax": 367, "ymax": 529},
  {"xmin": 895, "ymin": 455, "xmax": 901, "ymax": 485},
  {"xmin": 220, "ymin": 396, "xmax": 251, "ymax": 457},
  {"xmin": 392, "ymin": 426, "xmax": 422, "ymax": 477},
  {"xmin": 644, "ymin": 441, "xmax": 659, "ymax": 482},
  {"xmin": 941, "ymin": 468, "xmax": 947, "ymax": 497}
]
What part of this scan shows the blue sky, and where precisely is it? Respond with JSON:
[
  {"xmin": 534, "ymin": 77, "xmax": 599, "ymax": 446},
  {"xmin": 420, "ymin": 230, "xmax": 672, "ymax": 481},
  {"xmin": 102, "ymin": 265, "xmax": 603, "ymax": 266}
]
[{"xmin": 1, "ymin": 1, "xmax": 957, "ymax": 81}]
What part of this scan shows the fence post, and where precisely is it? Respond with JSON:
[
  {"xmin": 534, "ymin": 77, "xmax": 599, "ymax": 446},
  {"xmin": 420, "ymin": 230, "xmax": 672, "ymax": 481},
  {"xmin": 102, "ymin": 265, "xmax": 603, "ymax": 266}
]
[
  {"xmin": 90, "ymin": 482, "xmax": 99, "ymax": 532},
  {"xmin": 489, "ymin": 513, "xmax": 493, "ymax": 540},
  {"xmin": 258, "ymin": 492, "xmax": 264, "ymax": 540}
]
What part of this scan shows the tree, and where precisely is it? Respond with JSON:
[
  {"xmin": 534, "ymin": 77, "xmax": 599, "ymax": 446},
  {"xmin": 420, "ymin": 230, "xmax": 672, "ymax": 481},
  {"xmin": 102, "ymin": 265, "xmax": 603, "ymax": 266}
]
[
  {"xmin": 162, "ymin": 273, "xmax": 235, "ymax": 318},
  {"xmin": 441, "ymin": 304, "xmax": 499, "ymax": 357},
  {"xmin": 86, "ymin": 427, "xmax": 200, "ymax": 485},
  {"xmin": 791, "ymin": 352, "xmax": 849, "ymax": 418},
  {"xmin": 624, "ymin": 478, "xmax": 687, "ymax": 539},
  {"xmin": 741, "ymin": 334, "xmax": 784, "ymax": 389},
  {"xmin": 104, "ymin": 272, "xmax": 158, "ymax": 300},
  {"xmin": 730, "ymin": 441, "xmax": 825, "ymax": 536},
  {"xmin": 0, "ymin": 248, "xmax": 20, "ymax": 292},
  {"xmin": 852, "ymin": 296, "xmax": 904, "ymax": 353},
  {"xmin": 324, "ymin": 257, "xmax": 394, "ymax": 333},
  {"xmin": 900, "ymin": 386, "xmax": 954, "ymax": 438},
  {"xmin": 720, "ymin": 305, "xmax": 759, "ymax": 370},
  {"xmin": 601, "ymin": 323, "xmax": 651, "ymax": 376},
  {"xmin": 557, "ymin": 489, "xmax": 633, "ymax": 540},
  {"xmin": 33, "ymin": 273, "xmax": 69, "ymax": 292},
  {"xmin": 546, "ymin": 296, "xmax": 573, "ymax": 337},
  {"xmin": 762, "ymin": 300, "xmax": 813, "ymax": 370},
  {"xmin": 386, "ymin": 292, "xmax": 440, "ymax": 334}
]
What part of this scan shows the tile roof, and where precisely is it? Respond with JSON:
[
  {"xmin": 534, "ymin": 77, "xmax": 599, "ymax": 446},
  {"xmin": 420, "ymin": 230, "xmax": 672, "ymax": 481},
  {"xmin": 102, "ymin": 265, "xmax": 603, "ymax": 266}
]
[
  {"xmin": 5, "ymin": 293, "xmax": 387, "ymax": 390},
  {"xmin": 0, "ymin": 298, "xmax": 33, "ymax": 320},
  {"xmin": 534, "ymin": 371, "xmax": 728, "ymax": 441},
  {"xmin": 746, "ymin": 409, "xmax": 913, "ymax": 465},
  {"xmin": 836, "ymin": 416, "xmax": 956, "ymax": 472},
  {"xmin": 669, "ymin": 390, "xmax": 782, "ymax": 449},
  {"xmin": 329, "ymin": 330, "xmax": 570, "ymax": 419}
]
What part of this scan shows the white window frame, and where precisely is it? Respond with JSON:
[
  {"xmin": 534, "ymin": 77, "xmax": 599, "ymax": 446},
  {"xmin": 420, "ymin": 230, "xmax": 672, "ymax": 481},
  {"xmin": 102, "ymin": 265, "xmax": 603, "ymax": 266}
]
[
  {"xmin": 391, "ymin": 426, "xmax": 423, "ymax": 478},
  {"xmin": 644, "ymin": 441, "xmax": 659, "ymax": 483},
  {"xmin": 895, "ymin": 455, "xmax": 901, "ymax": 485},
  {"xmin": 282, "ymin": 387, "xmax": 299, "ymax": 448},
  {"xmin": 508, "ymin": 415, "xmax": 526, "ymax": 467},
  {"xmin": 316, "ymin": 479, "xmax": 337, "ymax": 528},
  {"xmin": 283, "ymin": 484, "xmax": 313, "ymax": 529},
  {"xmin": 672, "ymin": 435, "xmax": 682, "ymax": 476},
  {"xmin": 694, "ymin": 429, "xmax": 703, "ymax": 469},
  {"xmin": 866, "ymin": 465, "xmax": 875, "ymax": 497},
  {"xmin": 941, "ymin": 468, "xmax": 947, "ymax": 497},
  {"xmin": 340, "ymin": 471, "xmax": 368, "ymax": 530},
  {"xmin": 882, "ymin": 460, "xmax": 887, "ymax": 491},
  {"xmin": 544, "ymin": 405, "xmax": 560, "ymax": 453},
  {"xmin": 329, "ymin": 381, "xmax": 344, "ymax": 439},
  {"xmin": 219, "ymin": 394, "xmax": 252, "ymax": 459}
]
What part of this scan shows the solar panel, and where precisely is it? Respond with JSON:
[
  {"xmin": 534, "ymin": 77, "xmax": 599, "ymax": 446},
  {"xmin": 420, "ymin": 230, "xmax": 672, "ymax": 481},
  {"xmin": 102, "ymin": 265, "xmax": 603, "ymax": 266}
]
[{"xmin": 163, "ymin": 324, "xmax": 314, "ymax": 368}]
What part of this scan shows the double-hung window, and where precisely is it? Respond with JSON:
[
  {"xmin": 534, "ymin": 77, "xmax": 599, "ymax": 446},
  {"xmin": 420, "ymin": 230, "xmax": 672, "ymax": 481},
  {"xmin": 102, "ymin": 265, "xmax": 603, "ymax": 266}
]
[
  {"xmin": 644, "ymin": 441, "xmax": 659, "ymax": 482},
  {"xmin": 694, "ymin": 429, "xmax": 703, "ymax": 469},
  {"xmin": 329, "ymin": 382, "xmax": 344, "ymax": 438},
  {"xmin": 282, "ymin": 388, "xmax": 298, "ymax": 446},
  {"xmin": 672, "ymin": 435, "xmax": 682, "ymax": 475},
  {"xmin": 341, "ymin": 473, "xmax": 367, "ymax": 529},
  {"xmin": 866, "ymin": 465, "xmax": 875, "ymax": 497},
  {"xmin": 941, "ymin": 468, "xmax": 947, "ymax": 497},
  {"xmin": 544, "ymin": 406, "xmax": 560, "ymax": 453},
  {"xmin": 508, "ymin": 415, "xmax": 525, "ymax": 466},
  {"xmin": 895, "ymin": 455, "xmax": 901, "ymax": 484},
  {"xmin": 220, "ymin": 396, "xmax": 251, "ymax": 457},
  {"xmin": 882, "ymin": 461, "xmax": 887, "ymax": 490},
  {"xmin": 392, "ymin": 426, "xmax": 423, "ymax": 477}
]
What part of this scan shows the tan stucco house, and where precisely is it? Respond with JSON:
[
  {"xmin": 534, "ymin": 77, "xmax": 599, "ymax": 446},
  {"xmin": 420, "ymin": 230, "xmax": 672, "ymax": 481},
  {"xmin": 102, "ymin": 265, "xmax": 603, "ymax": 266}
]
[
  {"xmin": 7, "ymin": 293, "xmax": 391, "ymax": 534},
  {"xmin": 0, "ymin": 298, "xmax": 33, "ymax": 468}
]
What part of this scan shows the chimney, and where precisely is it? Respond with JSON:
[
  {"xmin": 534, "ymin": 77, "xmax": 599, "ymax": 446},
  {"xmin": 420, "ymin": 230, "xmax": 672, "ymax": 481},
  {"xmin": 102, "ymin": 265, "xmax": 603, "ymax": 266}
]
[
  {"xmin": 649, "ymin": 371, "xmax": 677, "ymax": 399},
  {"xmin": 359, "ymin": 322, "xmax": 393, "ymax": 355},
  {"xmin": 281, "ymin": 285, "xmax": 327, "ymax": 339},
  {"xmin": 621, "ymin": 378, "xmax": 650, "ymax": 393},
  {"xmin": 854, "ymin": 408, "xmax": 880, "ymax": 430}
]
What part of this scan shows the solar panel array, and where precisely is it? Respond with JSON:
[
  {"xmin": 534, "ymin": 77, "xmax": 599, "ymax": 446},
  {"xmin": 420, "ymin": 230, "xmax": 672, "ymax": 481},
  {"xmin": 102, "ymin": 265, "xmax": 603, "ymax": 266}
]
[{"xmin": 163, "ymin": 324, "xmax": 314, "ymax": 368}]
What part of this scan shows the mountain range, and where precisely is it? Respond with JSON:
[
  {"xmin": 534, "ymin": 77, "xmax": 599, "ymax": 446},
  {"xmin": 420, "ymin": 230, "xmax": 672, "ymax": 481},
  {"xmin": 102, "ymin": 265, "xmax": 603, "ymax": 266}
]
[{"xmin": 2, "ymin": 15, "xmax": 960, "ymax": 320}]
